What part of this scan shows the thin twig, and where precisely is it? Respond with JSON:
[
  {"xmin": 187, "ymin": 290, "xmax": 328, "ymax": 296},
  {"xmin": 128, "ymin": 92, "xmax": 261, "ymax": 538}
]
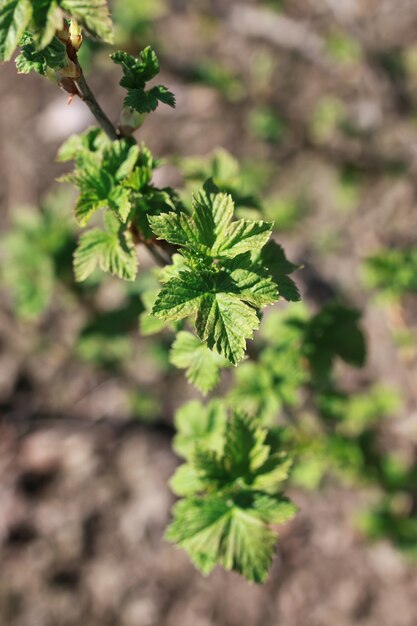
[{"xmin": 75, "ymin": 73, "xmax": 120, "ymax": 141}]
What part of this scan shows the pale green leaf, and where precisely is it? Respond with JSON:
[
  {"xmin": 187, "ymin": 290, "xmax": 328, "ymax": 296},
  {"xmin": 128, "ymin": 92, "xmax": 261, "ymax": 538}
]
[
  {"xmin": 170, "ymin": 332, "xmax": 228, "ymax": 395},
  {"xmin": 73, "ymin": 227, "xmax": 138, "ymax": 282},
  {"xmin": 108, "ymin": 185, "xmax": 132, "ymax": 223},
  {"xmin": 166, "ymin": 495, "xmax": 279, "ymax": 583}
]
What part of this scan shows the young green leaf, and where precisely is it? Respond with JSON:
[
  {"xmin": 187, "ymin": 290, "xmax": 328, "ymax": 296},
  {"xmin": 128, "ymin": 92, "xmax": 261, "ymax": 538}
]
[
  {"xmin": 167, "ymin": 411, "xmax": 296, "ymax": 583},
  {"xmin": 170, "ymin": 332, "xmax": 228, "ymax": 395},
  {"xmin": 153, "ymin": 269, "xmax": 261, "ymax": 365},
  {"xmin": 16, "ymin": 31, "xmax": 66, "ymax": 75},
  {"xmin": 111, "ymin": 47, "xmax": 176, "ymax": 115},
  {"xmin": 150, "ymin": 179, "xmax": 272, "ymax": 261},
  {"xmin": 73, "ymin": 223, "xmax": 138, "ymax": 282}
]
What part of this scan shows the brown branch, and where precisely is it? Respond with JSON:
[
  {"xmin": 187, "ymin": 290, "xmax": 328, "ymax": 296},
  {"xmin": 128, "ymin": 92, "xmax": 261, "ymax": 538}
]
[{"xmin": 74, "ymin": 73, "xmax": 120, "ymax": 141}]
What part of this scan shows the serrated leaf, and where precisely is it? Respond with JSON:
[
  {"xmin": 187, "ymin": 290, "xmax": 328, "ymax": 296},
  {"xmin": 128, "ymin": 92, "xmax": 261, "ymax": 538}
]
[
  {"xmin": 124, "ymin": 84, "xmax": 176, "ymax": 114},
  {"xmin": 0, "ymin": 0, "xmax": 32, "ymax": 61},
  {"xmin": 170, "ymin": 331, "xmax": 228, "ymax": 395},
  {"xmin": 73, "ymin": 226, "xmax": 138, "ymax": 282},
  {"xmin": 153, "ymin": 270, "xmax": 206, "ymax": 320},
  {"xmin": 167, "ymin": 411, "xmax": 296, "ymax": 582},
  {"xmin": 166, "ymin": 494, "xmax": 278, "ymax": 582},
  {"xmin": 74, "ymin": 168, "xmax": 113, "ymax": 226},
  {"xmin": 196, "ymin": 292, "xmax": 259, "ymax": 365},
  {"xmin": 169, "ymin": 463, "xmax": 205, "ymax": 497},
  {"xmin": 223, "ymin": 253, "xmax": 278, "ymax": 307},
  {"xmin": 149, "ymin": 179, "xmax": 272, "ymax": 261},
  {"xmin": 111, "ymin": 47, "xmax": 159, "ymax": 88},
  {"xmin": 153, "ymin": 270, "xmax": 260, "ymax": 365},
  {"xmin": 15, "ymin": 30, "xmax": 66, "ymax": 75},
  {"xmin": 102, "ymin": 139, "xmax": 139, "ymax": 181},
  {"xmin": 112, "ymin": 47, "xmax": 175, "ymax": 115},
  {"xmin": 60, "ymin": 0, "xmax": 113, "ymax": 43},
  {"xmin": 108, "ymin": 185, "xmax": 132, "ymax": 223}
]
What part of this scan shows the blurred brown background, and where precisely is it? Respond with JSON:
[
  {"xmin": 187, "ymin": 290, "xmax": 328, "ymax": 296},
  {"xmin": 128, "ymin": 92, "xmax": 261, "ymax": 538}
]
[{"xmin": 1, "ymin": 1, "xmax": 417, "ymax": 624}]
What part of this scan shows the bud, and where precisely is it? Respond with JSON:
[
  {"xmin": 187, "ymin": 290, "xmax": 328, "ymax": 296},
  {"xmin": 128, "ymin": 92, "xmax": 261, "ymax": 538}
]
[
  {"xmin": 69, "ymin": 19, "xmax": 83, "ymax": 51},
  {"xmin": 56, "ymin": 53, "xmax": 81, "ymax": 80},
  {"xmin": 119, "ymin": 107, "xmax": 147, "ymax": 134}
]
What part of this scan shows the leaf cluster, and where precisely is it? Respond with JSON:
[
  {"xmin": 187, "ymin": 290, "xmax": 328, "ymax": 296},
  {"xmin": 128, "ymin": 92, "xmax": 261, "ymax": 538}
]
[
  {"xmin": 0, "ymin": 0, "xmax": 113, "ymax": 63},
  {"xmin": 59, "ymin": 128, "xmax": 182, "ymax": 282},
  {"xmin": 111, "ymin": 47, "xmax": 176, "ymax": 114},
  {"xmin": 150, "ymin": 180, "xmax": 299, "ymax": 366},
  {"xmin": 168, "ymin": 403, "xmax": 296, "ymax": 583}
]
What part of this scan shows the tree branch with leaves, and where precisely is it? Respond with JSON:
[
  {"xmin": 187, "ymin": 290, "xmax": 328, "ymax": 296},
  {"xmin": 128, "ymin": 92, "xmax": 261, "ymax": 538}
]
[{"xmin": 0, "ymin": 0, "xmax": 300, "ymax": 583}]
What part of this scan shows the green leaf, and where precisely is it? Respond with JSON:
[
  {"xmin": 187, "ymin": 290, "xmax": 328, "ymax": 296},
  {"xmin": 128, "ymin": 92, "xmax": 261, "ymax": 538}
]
[
  {"xmin": 74, "ymin": 168, "xmax": 113, "ymax": 226},
  {"xmin": 31, "ymin": 0, "xmax": 63, "ymax": 49},
  {"xmin": 173, "ymin": 399, "xmax": 227, "ymax": 460},
  {"xmin": 57, "ymin": 127, "xmax": 109, "ymax": 162},
  {"xmin": 223, "ymin": 253, "xmax": 278, "ymax": 307},
  {"xmin": 111, "ymin": 47, "xmax": 175, "ymax": 115},
  {"xmin": 60, "ymin": 0, "xmax": 113, "ymax": 43},
  {"xmin": 111, "ymin": 47, "xmax": 160, "ymax": 88},
  {"xmin": 167, "ymin": 411, "xmax": 296, "ymax": 583},
  {"xmin": 15, "ymin": 30, "xmax": 66, "ymax": 75},
  {"xmin": 108, "ymin": 185, "xmax": 132, "ymax": 223},
  {"xmin": 153, "ymin": 270, "xmax": 261, "ymax": 365},
  {"xmin": 170, "ymin": 331, "xmax": 228, "ymax": 395},
  {"xmin": 62, "ymin": 138, "xmax": 142, "ymax": 226},
  {"xmin": 124, "ymin": 84, "xmax": 176, "ymax": 114},
  {"xmin": 153, "ymin": 270, "xmax": 207, "ymax": 320},
  {"xmin": 149, "ymin": 179, "xmax": 272, "ymax": 261},
  {"xmin": 169, "ymin": 463, "xmax": 205, "ymax": 497},
  {"xmin": 166, "ymin": 494, "xmax": 279, "ymax": 582},
  {"xmin": 102, "ymin": 139, "xmax": 139, "ymax": 181},
  {"xmin": 196, "ymin": 291, "xmax": 259, "ymax": 365},
  {"xmin": 73, "ymin": 225, "xmax": 138, "ymax": 282},
  {"xmin": 0, "ymin": 0, "xmax": 32, "ymax": 61}
]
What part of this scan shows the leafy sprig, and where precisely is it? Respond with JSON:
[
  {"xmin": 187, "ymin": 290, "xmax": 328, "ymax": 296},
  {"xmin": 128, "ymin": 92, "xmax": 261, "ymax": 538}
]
[
  {"xmin": 168, "ymin": 404, "xmax": 296, "ymax": 583},
  {"xmin": 150, "ymin": 180, "xmax": 281, "ymax": 365},
  {"xmin": 0, "ymin": 3, "xmax": 303, "ymax": 585},
  {"xmin": 111, "ymin": 47, "xmax": 176, "ymax": 114}
]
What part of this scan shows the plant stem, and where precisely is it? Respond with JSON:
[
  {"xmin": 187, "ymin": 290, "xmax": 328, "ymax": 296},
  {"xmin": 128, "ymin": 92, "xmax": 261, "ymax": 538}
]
[{"xmin": 75, "ymin": 73, "xmax": 119, "ymax": 141}]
